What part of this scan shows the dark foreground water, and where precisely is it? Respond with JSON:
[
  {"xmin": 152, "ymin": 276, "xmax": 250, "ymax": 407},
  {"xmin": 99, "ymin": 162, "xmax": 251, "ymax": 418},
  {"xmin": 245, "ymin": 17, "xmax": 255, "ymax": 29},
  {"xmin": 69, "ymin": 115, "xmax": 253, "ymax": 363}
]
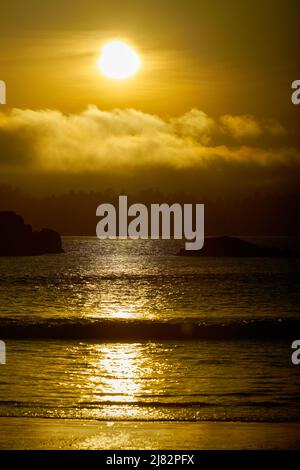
[{"xmin": 0, "ymin": 237, "xmax": 300, "ymax": 422}]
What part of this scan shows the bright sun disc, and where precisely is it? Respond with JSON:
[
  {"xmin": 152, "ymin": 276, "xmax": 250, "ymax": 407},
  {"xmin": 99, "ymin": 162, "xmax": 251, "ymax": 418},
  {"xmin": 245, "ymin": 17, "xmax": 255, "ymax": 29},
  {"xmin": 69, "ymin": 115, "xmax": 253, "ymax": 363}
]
[{"xmin": 98, "ymin": 40, "xmax": 141, "ymax": 80}]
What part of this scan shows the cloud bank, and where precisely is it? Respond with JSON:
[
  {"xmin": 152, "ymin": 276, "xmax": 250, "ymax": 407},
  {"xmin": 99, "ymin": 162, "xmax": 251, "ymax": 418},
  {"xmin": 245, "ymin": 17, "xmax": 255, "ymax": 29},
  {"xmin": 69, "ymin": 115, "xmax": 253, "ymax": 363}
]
[{"xmin": 0, "ymin": 106, "xmax": 298, "ymax": 176}]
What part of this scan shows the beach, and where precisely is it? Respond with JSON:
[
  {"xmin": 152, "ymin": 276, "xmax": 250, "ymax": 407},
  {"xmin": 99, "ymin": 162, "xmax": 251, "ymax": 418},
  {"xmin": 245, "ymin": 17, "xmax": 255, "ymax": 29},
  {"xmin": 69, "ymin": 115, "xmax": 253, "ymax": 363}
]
[{"xmin": 0, "ymin": 418, "xmax": 300, "ymax": 450}]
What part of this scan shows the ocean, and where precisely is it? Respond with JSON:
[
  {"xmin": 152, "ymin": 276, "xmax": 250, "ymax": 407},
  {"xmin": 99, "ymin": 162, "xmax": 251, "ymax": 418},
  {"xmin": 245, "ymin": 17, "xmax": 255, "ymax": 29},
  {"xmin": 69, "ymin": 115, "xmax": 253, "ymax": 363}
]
[{"xmin": 0, "ymin": 237, "xmax": 300, "ymax": 423}]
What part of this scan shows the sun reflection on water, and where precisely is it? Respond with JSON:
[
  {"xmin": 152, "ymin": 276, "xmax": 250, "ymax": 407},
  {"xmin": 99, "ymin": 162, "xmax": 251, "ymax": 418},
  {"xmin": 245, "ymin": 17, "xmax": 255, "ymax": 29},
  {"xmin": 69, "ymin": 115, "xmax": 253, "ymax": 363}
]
[
  {"xmin": 109, "ymin": 310, "xmax": 136, "ymax": 319},
  {"xmin": 61, "ymin": 341, "xmax": 178, "ymax": 420},
  {"xmin": 94, "ymin": 344, "xmax": 142, "ymax": 400},
  {"xmin": 84, "ymin": 343, "xmax": 158, "ymax": 418}
]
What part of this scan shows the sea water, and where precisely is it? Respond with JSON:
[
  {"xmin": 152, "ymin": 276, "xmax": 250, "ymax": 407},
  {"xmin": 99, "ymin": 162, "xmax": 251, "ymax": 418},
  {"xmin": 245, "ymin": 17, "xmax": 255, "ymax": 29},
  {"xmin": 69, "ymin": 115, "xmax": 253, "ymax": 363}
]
[{"xmin": 0, "ymin": 237, "xmax": 300, "ymax": 422}]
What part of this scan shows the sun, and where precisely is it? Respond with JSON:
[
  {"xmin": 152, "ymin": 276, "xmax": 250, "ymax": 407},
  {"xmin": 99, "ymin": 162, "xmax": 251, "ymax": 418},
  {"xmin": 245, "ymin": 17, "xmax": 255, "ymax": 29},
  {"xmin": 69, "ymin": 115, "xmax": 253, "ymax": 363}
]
[{"xmin": 97, "ymin": 40, "xmax": 141, "ymax": 80}]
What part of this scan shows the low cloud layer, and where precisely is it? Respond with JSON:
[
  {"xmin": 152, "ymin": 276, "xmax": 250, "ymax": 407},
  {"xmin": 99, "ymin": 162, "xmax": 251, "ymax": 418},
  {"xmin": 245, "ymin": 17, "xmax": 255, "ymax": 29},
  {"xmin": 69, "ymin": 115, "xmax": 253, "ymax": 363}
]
[{"xmin": 0, "ymin": 106, "xmax": 298, "ymax": 177}]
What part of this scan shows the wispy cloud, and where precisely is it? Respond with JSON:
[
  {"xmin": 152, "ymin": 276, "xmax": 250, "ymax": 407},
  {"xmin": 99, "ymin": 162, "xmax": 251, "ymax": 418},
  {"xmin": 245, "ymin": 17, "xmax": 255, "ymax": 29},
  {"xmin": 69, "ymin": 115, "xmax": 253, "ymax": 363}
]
[{"xmin": 220, "ymin": 114, "xmax": 287, "ymax": 138}]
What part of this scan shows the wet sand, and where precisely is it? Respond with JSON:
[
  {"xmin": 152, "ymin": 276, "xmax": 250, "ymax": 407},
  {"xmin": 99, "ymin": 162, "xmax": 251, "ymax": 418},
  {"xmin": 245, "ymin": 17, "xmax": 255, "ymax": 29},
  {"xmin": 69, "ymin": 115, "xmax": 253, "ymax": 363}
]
[{"xmin": 0, "ymin": 418, "xmax": 300, "ymax": 450}]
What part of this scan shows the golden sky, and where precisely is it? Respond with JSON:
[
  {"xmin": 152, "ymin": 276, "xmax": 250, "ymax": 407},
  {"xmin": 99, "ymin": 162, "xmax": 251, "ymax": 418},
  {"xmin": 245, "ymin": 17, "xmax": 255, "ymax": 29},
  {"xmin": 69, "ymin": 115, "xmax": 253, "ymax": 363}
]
[
  {"xmin": 1, "ymin": 0, "xmax": 299, "ymax": 122},
  {"xmin": 0, "ymin": 0, "xmax": 299, "ymax": 201}
]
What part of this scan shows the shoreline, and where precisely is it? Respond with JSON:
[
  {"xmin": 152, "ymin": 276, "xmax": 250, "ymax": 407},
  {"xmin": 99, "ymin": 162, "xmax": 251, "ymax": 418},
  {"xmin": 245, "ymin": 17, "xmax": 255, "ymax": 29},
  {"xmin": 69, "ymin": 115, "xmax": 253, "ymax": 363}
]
[{"xmin": 0, "ymin": 418, "xmax": 300, "ymax": 450}]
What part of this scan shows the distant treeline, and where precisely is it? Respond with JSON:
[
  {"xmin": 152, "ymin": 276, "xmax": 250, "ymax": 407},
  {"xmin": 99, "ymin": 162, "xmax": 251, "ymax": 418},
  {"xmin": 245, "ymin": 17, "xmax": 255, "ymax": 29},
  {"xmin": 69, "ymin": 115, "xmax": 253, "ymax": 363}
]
[{"xmin": 0, "ymin": 184, "xmax": 299, "ymax": 236}]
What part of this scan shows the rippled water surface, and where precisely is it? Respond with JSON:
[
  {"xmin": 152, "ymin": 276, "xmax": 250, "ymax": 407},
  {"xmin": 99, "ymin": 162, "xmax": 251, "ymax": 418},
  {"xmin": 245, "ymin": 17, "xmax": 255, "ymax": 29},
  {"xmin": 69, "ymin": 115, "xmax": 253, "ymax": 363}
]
[{"xmin": 0, "ymin": 237, "xmax": 300, "ymax": 422}]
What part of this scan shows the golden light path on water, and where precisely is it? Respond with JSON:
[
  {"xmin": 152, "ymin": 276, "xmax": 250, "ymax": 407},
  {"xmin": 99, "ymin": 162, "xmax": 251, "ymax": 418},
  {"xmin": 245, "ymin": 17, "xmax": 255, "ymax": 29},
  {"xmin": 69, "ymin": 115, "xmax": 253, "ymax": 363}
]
[
  {"xmin": 63, "ymin": 243, "xmax": 195, "ymax": 420},
  {"xmin": 77, "ymin": 343, "xmax": 171, "ymax": 420},
  {"xmin": 83, "ymin": 282, "xmax": 157, "ymax": 320},
  {"xmin": 75, "ymin": 245, "xmax": 158, "ymax": 320},
  {"xmin": 60, "ymin": 242, "xmax": 174, "ymax": 418}
]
